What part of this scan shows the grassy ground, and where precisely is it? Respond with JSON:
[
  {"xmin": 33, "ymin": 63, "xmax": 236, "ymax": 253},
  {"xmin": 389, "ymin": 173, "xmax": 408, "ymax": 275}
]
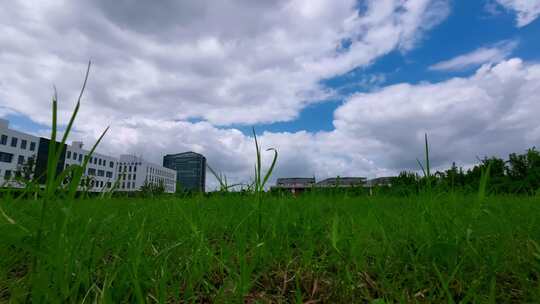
[{"xmin": 1, "ymin": 193, "xmax": 540, "ymax": 303}]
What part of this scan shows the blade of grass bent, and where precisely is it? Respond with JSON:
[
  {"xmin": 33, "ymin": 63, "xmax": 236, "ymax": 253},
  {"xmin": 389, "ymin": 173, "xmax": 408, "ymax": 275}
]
[
  {"xmin": 261, "ymin": 148, "xmax": 278, "ymax": 189},
  {"xmin": 68, "ymin": 126, "xmax": 109, "ymax": 200}
]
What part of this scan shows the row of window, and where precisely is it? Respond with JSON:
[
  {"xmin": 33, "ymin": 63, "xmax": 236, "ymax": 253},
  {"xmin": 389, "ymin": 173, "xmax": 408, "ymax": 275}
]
[
  {"xmin": 119, "ymin": 162, "xmax": 142, "ymax": 166},
  {"xmin": 147, "ymin": 166, "xmax": 174, "ymax": 179},
  {"xmin": 0, "ymin": 168, "xmax": 33, "ymax": 180},
  {"xmin": 121, "ymin": 181, "xmax": 136, "ymax": 189},
  {"xmin": 119, "ymin": 173, "xmax": 137, "ymax": 181},
  {"xmin": 146, "ymin": 175, "xmax": 175, "ymax": 185},
  {"xmin": 86, "ymin": 168, "xmax": 114, "ymax": 178},
  {"xmin": 89, "ymin": 180, "xmax": 112, "ymax": 189},
  {"xmin": 1, "ymin": 169, "xmax": 12, "ymax": 179},
  {"xmin": 118, "ymin": 165, "xmax": 137, "ymax": 173},
  {"xmin": 0, "ymin": 134, "xmax": 36, "ymax": 151},
  {"xmin": 0, "ymin": 152, "xmax": 31, "ymax": 165},
  {"xmin": 67, "ymin": 150, "xmax": 115, "ymax": 168}
]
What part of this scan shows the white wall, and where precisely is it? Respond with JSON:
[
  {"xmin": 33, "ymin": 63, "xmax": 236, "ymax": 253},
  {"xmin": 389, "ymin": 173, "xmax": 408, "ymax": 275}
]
[
  {"xmin": 0, "ymin": 121, "xmax": 40, "ymax": 186},
  {"xmin": 118, "ymin": 155, "xmax": 176, "ymax": 193},
  {"xmin": 65, "ymin": 144, "xmax": 119, "ymax": 192},
  {"xmin": 1, "ymin": 119, "xmax": 176, "ymax": 193}
]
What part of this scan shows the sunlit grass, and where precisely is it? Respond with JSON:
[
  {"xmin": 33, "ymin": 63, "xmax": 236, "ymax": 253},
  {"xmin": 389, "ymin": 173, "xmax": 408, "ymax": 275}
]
[{"xmin": 1, "ymin": 194, "xmax": 539, "ymax": 302}]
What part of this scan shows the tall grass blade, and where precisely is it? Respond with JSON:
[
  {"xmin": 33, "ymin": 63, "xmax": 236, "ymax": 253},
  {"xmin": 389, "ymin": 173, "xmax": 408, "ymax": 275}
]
[
  {"xmin": 261, "ymin": 148, "xmax": 278, "ymax": 189},
  {"xmin": 478, "ymin": 161, "xmax": 492, "ymax": 202},
  {"xmin": 68, "ymin": 126, "xmax": 109, "ymax": 200},
  {"xmin": 425, "ymin": 133, "xmax": 431, "ymax": 178}
]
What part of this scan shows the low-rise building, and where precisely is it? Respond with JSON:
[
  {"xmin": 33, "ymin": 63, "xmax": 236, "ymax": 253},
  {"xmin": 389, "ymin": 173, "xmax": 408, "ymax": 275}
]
[
  {"xmin": 1, "ymin": 118, "xmax": 176, "ymax": 193},
  {"xmin": 118, "ymin": 155, "xmax": 176, "ymax": 193},
  {"xmin": 0, "ymin": 119, "xmax": 40, "ymax": 186},
  {"xmin": 365, "ymin": 176, "xmax": 394, "ymax": 187},
  {"xmin": 271, "ymin": 177, "xmax": 315, "ymax": 194},
  {"xmin": 316, "ymin": 177, "xmax": 366, "ymax": 187},
  {"xmin": 65, "ymin": 141, "xmax": 119, "ymax": 191}
]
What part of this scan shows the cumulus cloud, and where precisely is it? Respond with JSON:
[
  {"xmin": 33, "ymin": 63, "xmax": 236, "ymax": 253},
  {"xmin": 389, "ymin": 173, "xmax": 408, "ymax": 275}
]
[
  {"xmin": 335, "ymin": 58, "xmax": 540, "ymax": 170},
  {"xmin": 429, "ymin": 40, "xmax": 518, "ymax": 71},
  {"xmin": 494, "ymin": 0, "xmax": 540, "ymax": 27},
  {"xmin": 0, "ymin": 0, "xmax": 449, "ymax": 127}
]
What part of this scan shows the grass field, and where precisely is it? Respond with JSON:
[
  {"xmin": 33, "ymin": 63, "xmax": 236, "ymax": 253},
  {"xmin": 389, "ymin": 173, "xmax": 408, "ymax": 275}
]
[{"xmin": 1, "ymin": 193, "xmax": 540, "ymax": 303}]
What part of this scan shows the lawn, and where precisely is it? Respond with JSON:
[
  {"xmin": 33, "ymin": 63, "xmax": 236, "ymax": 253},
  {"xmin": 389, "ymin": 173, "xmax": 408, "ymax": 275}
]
[{"xmin": 1, "ymin": 193, "xmax": 540, "ymax": 303}]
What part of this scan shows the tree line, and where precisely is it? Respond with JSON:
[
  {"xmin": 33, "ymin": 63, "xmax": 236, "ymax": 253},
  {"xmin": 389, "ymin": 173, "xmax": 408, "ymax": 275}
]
[{"xmin": 389, "ymin": 147, "xmax": 540, "ymax": 196}]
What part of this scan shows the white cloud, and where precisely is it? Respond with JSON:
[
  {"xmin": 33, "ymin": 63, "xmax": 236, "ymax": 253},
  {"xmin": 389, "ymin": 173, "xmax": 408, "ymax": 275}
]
[
  {"xmin": 429, "ymin": 40, "xmax": 518, "ymax": 71},
  {"xmin": 495, "ymin": 0, "xmax": 540, "ymax": 26},
  {"xmin": 0, "ymin": 0, "xmax": 449, "ymax": 126},
  {"xmin": 335, "ymin": 58, "xmax": 540, "ymax": 170}
]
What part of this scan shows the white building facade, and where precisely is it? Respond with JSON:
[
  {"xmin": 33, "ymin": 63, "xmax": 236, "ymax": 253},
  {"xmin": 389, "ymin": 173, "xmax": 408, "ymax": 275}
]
[
  {"xmin": 65, "ymin": 141, "xmax": 120, "ymax": 192},
  {"xmin": 0, "ymin": 119, "xmax": 40, "ymax": 186},
  {"xmin": 117, "ymin": 155, "xmax": 176, "ymax": 193},
  {"xmin": 1, "ymin": 119, "xmax": 177, "ymax": 193}
]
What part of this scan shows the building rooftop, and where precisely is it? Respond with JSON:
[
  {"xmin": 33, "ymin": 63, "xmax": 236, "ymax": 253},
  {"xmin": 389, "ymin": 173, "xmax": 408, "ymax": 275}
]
[
  {"xmin": 365, "ymin": 176, "xmax": 395, "ymax": 187},
  {"xmin": 276, "ymin": 177, "xmax": 316, "ymax": 185},
  {"xmin": 164, "ymin": 151, "xmax": 205, "ymax": 158},
  {"xmin": 316, "ymin": 177, "xmax": 366, "ymax": 187}
]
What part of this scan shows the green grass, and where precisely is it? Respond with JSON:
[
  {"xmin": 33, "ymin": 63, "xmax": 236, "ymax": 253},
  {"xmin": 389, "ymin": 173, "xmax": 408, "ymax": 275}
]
[{"xmin": 1, "ymin": 193, "xmax": 540, "ymax": 303}]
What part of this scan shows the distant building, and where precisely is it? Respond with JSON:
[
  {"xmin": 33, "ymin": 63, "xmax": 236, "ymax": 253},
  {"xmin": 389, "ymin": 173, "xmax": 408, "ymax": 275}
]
[
  {"xmin": 61, "ymin": 141, "xmax": 119, "ymax": 191},
  {"xmin": 365, "ymin": 176, "xmax": 394, "ymax": 187},
  {"xmin": 163, "ymin": 152, "xmax": 206, "ymax": 192},
  {"xmin": 0, "ymin": 119, "xmax": 40, "ymax": 187},
  {"xmin": 118, "ymin": 155, "xmax": 177, "ymax": 193},
  {"xmin": 316, "ymin": 177, "xmax": 366, "ymax": 187},
  {"xmin": 1, "ymin": 118, "xmax": 176, "ymax": 193},
  {"xmin": 271, "ymin": 177, "xmax": 315, "ymax": 194}
]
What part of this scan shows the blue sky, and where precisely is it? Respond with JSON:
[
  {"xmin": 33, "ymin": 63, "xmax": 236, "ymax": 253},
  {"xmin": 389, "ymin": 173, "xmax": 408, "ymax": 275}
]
[
  {"xmin": 1, "ymin": 0, "xmax": 540, "ymax": 183},
  {"xmin": 243, "ymin": 0, "xmax": 540, "ymax": 135}
]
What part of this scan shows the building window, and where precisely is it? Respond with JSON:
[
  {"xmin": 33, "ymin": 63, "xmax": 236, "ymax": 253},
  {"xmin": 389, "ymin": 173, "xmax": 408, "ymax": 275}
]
[
  {"xmin": 72, "ymin": 152, "xmax": 77, "ymax": 160},
  {"xmin": 11, "ymin": 137, "xmax": 18, "ymax": 147},
  {"xmin": 127, "ymin": 174, "xmax": 131, "ymax": 180},
  {"xmin": 88, "ymin": 168, "xmax": 96, "ymax": 176},
  {"xmin": 134, "ymin": 166, "xmax": 137, "ymax": 172},
  {"xmin": 29, "ymin": 142, "xmax": 36, "ymax": 151},
  {"xmin": 129, "ymin": 166, "xmax": 132, "ymax": 172},
  {"xmin": 18, "ymin": 155, "xmax": 24, "ymax": 165},
  {"xmin": 97, "ymin": 170, "xmax": 104, "ymax": 177},
  {"xmin": 107, "ymin": 182, "xmax": 111, "ymax": 188},
  {"xmin": 0, "ymin": 135, "xmax": 7, "ymax": 145},
  {"xmin": 106, "ymin": 171, "xmax": 113, "ymax": 178},
  {"xmin": 127, "ymin": 182, "xmax": 131, "ymax": 189},
  {"xmin": 132, "ymin": 182, "xmax": 135, "ymax": 189},
  {"xmin": 109, "ymin": 161, "xmax": 114, "ymax": 168},
  {"xmin": 133, "ymin": 174, "xmax": 136, "ymax": 180},
  {"xmin": 67, "ymin": 151, "xmax": 71, "ymax": 159},
  {"xmin": 0, "ymin": 152, "xmax": 14, "ymax": 163},
  {"xmin": 4, "ymin": 170, "xmax": 12, "ymax": 179},
  {"xmin": 122, "ymin": 182, "xmax": 125, "ymax": 189},
  {"xmin": 21, "ymin": 139, "xmax": 27, "ymax": 149},
  {"xmin": 78, "ymin": 154, "xmax": 82, "ymax": 162}
]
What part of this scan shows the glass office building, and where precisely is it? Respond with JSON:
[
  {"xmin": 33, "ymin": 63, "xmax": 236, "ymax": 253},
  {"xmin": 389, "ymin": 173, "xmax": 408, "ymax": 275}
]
[{"xmin": 163, "ymin": 152, "xmax": 206, "ymax": 192}]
